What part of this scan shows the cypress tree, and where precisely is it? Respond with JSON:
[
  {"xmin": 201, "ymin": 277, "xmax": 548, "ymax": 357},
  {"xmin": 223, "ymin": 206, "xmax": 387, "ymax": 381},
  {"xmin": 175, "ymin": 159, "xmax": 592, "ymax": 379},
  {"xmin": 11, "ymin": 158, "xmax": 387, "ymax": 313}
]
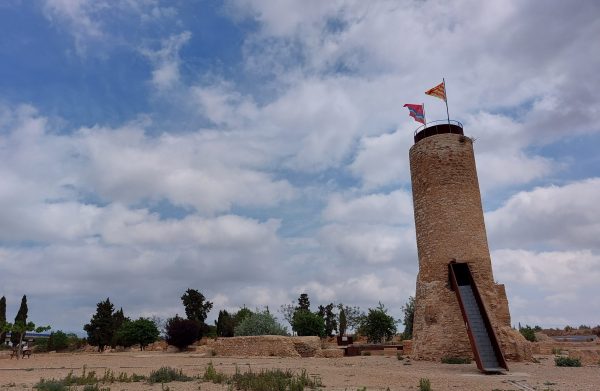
[
  {"xmin": 11, "ymin": 295, "xmax": 28, "ymax": 345},
  {"xmin": 0, "ymin": 296, "xmax": 6, "ymax": 343}
]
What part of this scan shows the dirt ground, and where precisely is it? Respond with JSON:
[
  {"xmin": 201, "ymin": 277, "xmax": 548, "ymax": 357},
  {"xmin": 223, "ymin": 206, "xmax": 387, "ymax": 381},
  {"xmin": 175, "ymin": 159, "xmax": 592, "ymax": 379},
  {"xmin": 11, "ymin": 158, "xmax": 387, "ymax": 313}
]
[{"xmin": 0, "ymin": 351, "xmax": 598, "ymax": 391}]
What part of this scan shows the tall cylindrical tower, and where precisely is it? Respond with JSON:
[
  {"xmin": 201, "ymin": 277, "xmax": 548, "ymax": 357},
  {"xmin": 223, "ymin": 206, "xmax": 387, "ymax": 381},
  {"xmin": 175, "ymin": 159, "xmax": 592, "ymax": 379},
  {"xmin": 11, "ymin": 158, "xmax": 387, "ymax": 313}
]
[{"xmin": 409, "ymin": 123, "xmax": 530, "ymax": 361}]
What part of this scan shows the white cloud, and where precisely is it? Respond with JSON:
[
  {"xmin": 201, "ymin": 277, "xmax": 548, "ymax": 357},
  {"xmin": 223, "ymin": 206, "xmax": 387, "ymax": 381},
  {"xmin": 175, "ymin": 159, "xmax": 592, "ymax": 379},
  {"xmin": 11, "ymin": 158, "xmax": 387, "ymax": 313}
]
[
  {"xmin": 143, "ymin": 31, "xmax": 191, "ymax": 91},
  {"xmin": 323, "ymin": 190, "xmax": 413, "ymax": 225},
  {"xmin": 487, "ymin": 179, "xmax": 600, "ymax": 250}
]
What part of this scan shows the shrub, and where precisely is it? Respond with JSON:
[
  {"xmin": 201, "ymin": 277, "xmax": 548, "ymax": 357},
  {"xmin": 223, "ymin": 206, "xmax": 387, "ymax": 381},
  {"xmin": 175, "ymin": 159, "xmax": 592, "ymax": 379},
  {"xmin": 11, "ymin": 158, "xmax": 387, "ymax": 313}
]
[
  {"xmin": 554, "ymin": 356, "xmax": 581, "ymax": 367},
  {"xmin": 234, "ymin": 310, "xmax": 288, "ymax": 336},
  {"xmin": 33, "ymin": 379, "xmax": 68, "ymax": 391},
  {"xmin": 165, "ymin": 316, "xmax": 200, "ymax": 350},
  {"xmin": 147, "ymin": 367, "xmax": 193, "ymax": 383},
  {"xmin": 48, "ymin": 331, "xmax": 69, "ymax": 351},
  {"xmin": 203, "ymin": 362, "xmax": 228, "ymax": 383},
  {"xmin": 418, "ymin": 378, "xmax": 431, "ymax": 391},
  {"xmin": 441, "ymin": 356, "xmax": 472, "ymax": 364},
  {"xmin": 519, "ymin": 325, "xmax": 537, "ymax": 342},
  {"xmin": 230, "ymin": 368, "xmax": 320, "ymax": 391},
  {"xmin": 292, "ymin": 310, "xmax": 325, "ymax": 337}
]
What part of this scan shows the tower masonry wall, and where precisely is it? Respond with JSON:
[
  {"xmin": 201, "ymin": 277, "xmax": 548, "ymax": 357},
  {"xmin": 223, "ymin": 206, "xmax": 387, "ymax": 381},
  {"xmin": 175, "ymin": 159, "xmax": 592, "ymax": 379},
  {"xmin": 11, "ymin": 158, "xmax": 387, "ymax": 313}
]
[{"xmin": 409, "ymin": 133, "xmax": 531, "ymax": 361}]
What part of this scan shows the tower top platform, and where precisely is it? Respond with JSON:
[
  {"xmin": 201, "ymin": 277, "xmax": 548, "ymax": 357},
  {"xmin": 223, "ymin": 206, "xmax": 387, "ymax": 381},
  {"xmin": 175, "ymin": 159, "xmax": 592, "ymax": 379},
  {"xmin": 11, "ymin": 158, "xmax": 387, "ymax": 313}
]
[{"xmin": 414, "ymin": 120, "xmax": 463, "ymax": 144}]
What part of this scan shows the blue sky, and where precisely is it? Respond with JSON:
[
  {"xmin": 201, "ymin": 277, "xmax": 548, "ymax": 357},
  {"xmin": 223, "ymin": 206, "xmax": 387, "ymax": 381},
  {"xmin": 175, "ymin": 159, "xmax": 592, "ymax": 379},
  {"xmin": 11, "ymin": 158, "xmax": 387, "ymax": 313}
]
[{"xmin": 1, "ymin": 0, "xmax": 599, "ymax": 334}]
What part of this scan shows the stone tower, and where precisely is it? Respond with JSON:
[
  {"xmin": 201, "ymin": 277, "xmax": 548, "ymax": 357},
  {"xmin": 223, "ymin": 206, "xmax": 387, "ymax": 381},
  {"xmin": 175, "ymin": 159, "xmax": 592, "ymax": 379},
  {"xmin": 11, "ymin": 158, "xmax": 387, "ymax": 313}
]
[{"xmin": 409, "ymin": 123, "xmax": 530, "ymax": 361}]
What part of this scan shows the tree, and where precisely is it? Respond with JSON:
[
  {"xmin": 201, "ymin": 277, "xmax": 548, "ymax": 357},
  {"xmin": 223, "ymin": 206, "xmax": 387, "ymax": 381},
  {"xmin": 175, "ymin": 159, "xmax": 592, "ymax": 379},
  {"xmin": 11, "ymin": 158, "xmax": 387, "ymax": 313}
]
[
  {"xmin": 234, "ymin": 310, "xmax": 288, "ymax": 336},
  {"xmin": 47, "ymin": 330, "xmax": 69, "ymax": 351},
  {"xmin": 165, "ymin": 315, "xmax": 200, "ymax": 350},
  {"xmin": 279, "ymin": 303, "xmax": 295, "ymax": 326},
  {"xmin": 402, "ymin": 296, "xmax": 415, "ymax": 339},
  {"xmin": 338, "ymin": 304, "xmax": 364, "ymax": 333},
  {"xmin": 0, "ymin": 296, "xmax": 6, "ymax": 345},
  {"xmin": 317, "ymin": 303, "xmax": 338, "ymax": 337},
  {"xmin": 2, "ymin": 321, "xmax": 50, "ymax": 359},
  {"xmin": 83, "ymin": 298, "xmax": 126, "ymax": 352},
  {"xmin": 111, "ymin": 308, "xmax": 128, "ymax": 348},
  {"xmin": 360, "ymin": 302, "xmax": 397, "ymax": 343},
  {"xmin": 297, "ymin": 293, "xmax": 310, "ymax": 311},
  {"xmin": 11, "ymin": 295, "xmax": 28, "ymax": 345},
  {"xmin": 234, "ymin": 307, "xmax": 253, "ymax": 325},
  {"xmin": 216, "ymin": 310, "xmax": 235, "ymax": 337},
  {"xmin": 181, "ymin": 289, "xmax": 213, "ymax": 326},
  {"xmin": 292, "ymin": 310, "xmax": 325, "ymax": 337},
  {"xmin": 115, "ymin": 318, "xmax": 160, "ymax": 350},
  {"xmin": 338, "ymin": 306, "xmax": 347, "ymax": 336},
  {"xmin": 518, "ymin": 324, "xmax": 536, "ymax": 342}
]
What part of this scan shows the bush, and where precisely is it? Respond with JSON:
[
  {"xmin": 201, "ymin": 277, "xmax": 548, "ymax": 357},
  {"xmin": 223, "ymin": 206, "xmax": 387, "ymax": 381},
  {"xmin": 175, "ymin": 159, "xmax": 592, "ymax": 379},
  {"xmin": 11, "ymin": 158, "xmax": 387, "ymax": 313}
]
[
  {"xmin": 441, "ymin": 356, "xmax": 472, "ymax": 364},
  {"xmin": 519, "ymin": 325, "xmax": 537, "ymax": 342},
  {"xmin": 291, "ymin": 310, "xmax": 325, "ymax": 337},
  {"xmin": 418, "ymin": 378, "xmax": 431, "ymax": 391},
  {"xmin": 554, "ymin": 356, "xmax": 581, "ymax": 367},
  {"xmin": 360, "ymin": 303, "xmax": 397, "ymax": 343},
  {"xmin": 234, "ymin": 310, "xmax": 288, "ymax": 336},
  {"xmin": 147, "ymin": 367, "xmax": 193, "ymax": 383},
  {"xmin": 48, "ymin": 331, "xmax": 69, "ymax": 351},
  {"xmin": 165, "ymin": 316, "xmax": 200, "ymax": 350}
]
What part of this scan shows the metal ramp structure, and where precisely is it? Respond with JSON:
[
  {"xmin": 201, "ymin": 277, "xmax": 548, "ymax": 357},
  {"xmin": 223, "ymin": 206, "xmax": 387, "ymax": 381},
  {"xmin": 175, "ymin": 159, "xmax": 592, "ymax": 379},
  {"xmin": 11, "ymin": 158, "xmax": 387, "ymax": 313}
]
[{"xmin": 449, "ymin": 262, "xmax": 508, "ymax": 373}]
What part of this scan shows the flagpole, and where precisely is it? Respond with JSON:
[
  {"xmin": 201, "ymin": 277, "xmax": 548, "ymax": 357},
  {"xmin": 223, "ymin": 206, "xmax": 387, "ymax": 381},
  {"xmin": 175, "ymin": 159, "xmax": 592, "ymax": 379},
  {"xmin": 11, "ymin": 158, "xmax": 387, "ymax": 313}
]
[{"xmin": 443, "ymin": 78, "xmax": 450, "ymax": 124}]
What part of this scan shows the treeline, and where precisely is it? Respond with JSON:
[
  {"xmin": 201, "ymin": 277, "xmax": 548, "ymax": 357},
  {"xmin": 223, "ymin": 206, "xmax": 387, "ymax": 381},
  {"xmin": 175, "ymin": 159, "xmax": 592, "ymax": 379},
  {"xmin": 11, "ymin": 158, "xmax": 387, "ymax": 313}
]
[{"xmin": 82, "ymin": 290, "xmax": 416, "ymax": 352}]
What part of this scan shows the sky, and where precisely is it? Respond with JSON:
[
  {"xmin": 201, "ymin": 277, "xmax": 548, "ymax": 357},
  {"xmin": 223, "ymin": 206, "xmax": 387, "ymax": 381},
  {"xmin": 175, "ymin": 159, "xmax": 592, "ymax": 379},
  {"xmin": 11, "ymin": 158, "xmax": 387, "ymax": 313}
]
[{"xmin": 1, "ymin": 0, "xmax": 599, "ymax": 335}]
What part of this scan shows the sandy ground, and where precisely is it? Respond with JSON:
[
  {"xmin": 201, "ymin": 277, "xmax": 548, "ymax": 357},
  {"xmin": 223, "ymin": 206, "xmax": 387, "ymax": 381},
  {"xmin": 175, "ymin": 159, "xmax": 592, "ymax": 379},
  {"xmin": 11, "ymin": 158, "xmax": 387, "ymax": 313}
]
[{"xmin": 0, "ymin": 351, "xmax": 598, "ymax": 391}]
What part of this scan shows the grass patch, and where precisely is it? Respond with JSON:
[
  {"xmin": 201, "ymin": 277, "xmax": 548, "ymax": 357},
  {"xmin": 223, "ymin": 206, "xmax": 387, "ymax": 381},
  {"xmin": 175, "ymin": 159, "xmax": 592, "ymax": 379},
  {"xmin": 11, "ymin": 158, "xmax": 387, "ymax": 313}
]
[
  {"xmin": 418, "ymin": 378, "xmax": 431, "ymax": 391},
  {"xmin": 34, "ymin": 366, "xmax": 145, "ymax": 391},
  {"xmin": 34, "ymin": 380, "xmax": 68, "ymax": 391},
  {"xmin": 554, "ymin": 356, "xmax": 581, "ymax": 367},
  {"xmin": 147, "ymin": 367, "xmax": 193, "ymax": 383},
  {"xmin": 441, "ymin": 356, "xmax": 471, "ymax": 364},
  {"xmin": 230, "ymin": 367, "xmax": 321, "ymax": 391}
]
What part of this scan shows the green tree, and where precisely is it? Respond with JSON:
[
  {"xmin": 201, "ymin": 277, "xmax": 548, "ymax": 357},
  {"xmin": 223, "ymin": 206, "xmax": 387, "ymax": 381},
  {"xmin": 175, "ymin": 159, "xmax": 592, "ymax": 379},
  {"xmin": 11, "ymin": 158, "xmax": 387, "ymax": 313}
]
[
  {"xmin": 111, "ymin": 308, "xmax": 128, "ymax": 348},
  {"xmin": 47, "ymin": 330, "xmax": 69, "ymax": 351},
  {"xmin": 234, "ymin": 310, "xmax": 288, "ymax": 336},
  {"xmin": 318, "ymin": 303, "xmax": 338, "ymax": 337},
  {"xmin": 216, "ymin": 310, "xmax": 235, "ymax": 337},
  {"xmin": 360, "ymin": 302, "xmax": 397, "ymax": 343},
  {"xmin": 338, "ymin": 304, "xmax": 364, "ymax": 333},
  {"xmin": 234, "ymin": 307, "xmax": 253, "ymax": 325},
  {"xmin": 292, "ymin": 309, "xmax": 325, "ymax": 337},
  {"xmin": 11, "ymin": 295, "xmax": 28, "ymax": 345},
  {"xmin": 0, "ymin": 296, "xmax": 6, "ymax": 345},
  {"xmin": 115, "ymin": 318, "xmax": 160, "ymax": 350},
  {"xmin": 84, "ymin": 298, "xmax": 125, "ymax": 352},
  {"xmin": 402, "ymin": 296, "xmax": 415, "ymax": 339},
  {"xmin": 2, "ymin": 321, "xmax": 50, "ymax": 359},
  {"xmin": 338, "ymin": 306, "xmax": 347, "ymax": 336},
  {"xmin": 181, "ymin": 289, "xmax": 213, "ymax": 326},
  {"xmin": 165, "ymin": 315, "xmax": 200, "ymax": 350}
]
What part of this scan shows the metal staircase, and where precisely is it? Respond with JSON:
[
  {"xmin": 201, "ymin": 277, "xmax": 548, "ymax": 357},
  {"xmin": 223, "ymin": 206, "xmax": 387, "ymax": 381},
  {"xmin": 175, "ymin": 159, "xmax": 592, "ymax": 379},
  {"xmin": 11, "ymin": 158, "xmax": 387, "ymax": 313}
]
[{"xmin": 449, "ymin": 262, "xmax": 508, "ymax": 373}]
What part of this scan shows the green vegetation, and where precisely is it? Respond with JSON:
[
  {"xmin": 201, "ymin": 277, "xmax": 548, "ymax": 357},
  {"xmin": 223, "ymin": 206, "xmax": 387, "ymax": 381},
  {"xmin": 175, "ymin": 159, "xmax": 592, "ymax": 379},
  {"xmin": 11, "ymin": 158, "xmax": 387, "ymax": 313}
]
[
  {"xmin": 202, "ymin": 362, "xmax": 228, "ymax": 383},
  {"xmin": 216, "ymin": 309, "xmax": 236, "ymax": 337},
  {"xmin": 317, "ymin": 303, "xmax": 338, "ymax": 337},
  {"xmin": 0, "ymin": 296, "xmax": 6, "ymax": 347},
  {"xmin": 292, "ymin": 309, "xmax": 325, "ymax": 337},
  {"xmin": 83, "ymin": 298, "xmax": 128, "ymax": 352},
  {"xmin": 147, "ymin": 367, "xmax": 193, "ymax": 383},
  {"xmin": 401, "ymin": 296, "xmax": 415, "ymax": 339},
  {"xmin": 230, "ymin": 367, "xmax": 321, "ymax": 391},
  {"xmin": 359, "ymin": 302, "xmax": 397, "ymax": 343},
  {"xmin": 418, "ymin": 378, "xmax": 431, "ymax": 391},
  {"xmin": 11, "ymin": 295, "xmax": 28, "ymax": 346},
  {"xmin": 234, "ymin": 309, "xmax": 288, "ymax": 336},
  {"xmin": 441, "ymin": 356, "xmax": 472, "ymax": 364},
  {"xmin": 114, "ymin": 317, "xmax": 160, "ymax": 350},
  {"xmin": 518, "ymin": 324, "xmax": 537, "ymax": 342},
  {"xmin": 551, "ymin": 348, "xmax": 562, "ymax": 355},
  {"xmin": 181, "ymin": 289, "xmax": 213, "ymax": 330},
  {"xmin": 338, "ymin": 306, "xmax": 347, "ymax": 336},
  {"xmin": 554, "ymin": 356, "xmax": 581, "ymax": 367}
]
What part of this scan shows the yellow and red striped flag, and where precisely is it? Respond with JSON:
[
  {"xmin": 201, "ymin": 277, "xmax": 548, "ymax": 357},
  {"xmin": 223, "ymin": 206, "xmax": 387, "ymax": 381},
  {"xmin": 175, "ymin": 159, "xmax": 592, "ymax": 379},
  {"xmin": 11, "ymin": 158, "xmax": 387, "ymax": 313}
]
[{"xmin": 425, "ymin": 81, "xmax": 446, "ymax": 101}]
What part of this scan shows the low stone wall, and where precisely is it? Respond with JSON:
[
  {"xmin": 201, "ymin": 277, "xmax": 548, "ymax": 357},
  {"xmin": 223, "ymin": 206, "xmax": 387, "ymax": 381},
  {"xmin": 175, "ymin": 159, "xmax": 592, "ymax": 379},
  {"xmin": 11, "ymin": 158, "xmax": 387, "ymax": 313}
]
[{"xmin": 205, "ymin": 336, "xmax": 322, "ymax": 357}]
